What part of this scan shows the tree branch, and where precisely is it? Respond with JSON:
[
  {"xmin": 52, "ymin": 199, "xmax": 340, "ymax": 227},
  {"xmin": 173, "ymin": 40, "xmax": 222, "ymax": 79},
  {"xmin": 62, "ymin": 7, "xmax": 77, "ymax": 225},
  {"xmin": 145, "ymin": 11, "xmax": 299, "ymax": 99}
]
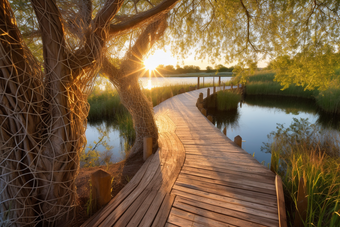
[
  {"xmin": 109, "ymin": 0, "xmax": 178, "ymax": 36},
  {"xmin": 240, "ymin": 0, "xmax": 257, "ymax": 51}
]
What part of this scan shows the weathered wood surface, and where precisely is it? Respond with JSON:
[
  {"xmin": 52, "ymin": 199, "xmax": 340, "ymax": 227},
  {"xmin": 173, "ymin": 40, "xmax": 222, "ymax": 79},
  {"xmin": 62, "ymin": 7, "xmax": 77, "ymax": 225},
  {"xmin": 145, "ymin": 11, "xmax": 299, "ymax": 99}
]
[{"xmin": 82, "ymin": 87, "xmax": 281, "ymax": 227}]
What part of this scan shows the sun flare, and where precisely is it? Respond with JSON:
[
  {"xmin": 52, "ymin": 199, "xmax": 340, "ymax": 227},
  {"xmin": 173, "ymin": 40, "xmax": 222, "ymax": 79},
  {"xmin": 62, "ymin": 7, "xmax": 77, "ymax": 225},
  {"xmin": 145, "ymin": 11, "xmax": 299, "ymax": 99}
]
[{"xmin": 144, "ymin": 58, "xmax": 158, "ymax": 71}]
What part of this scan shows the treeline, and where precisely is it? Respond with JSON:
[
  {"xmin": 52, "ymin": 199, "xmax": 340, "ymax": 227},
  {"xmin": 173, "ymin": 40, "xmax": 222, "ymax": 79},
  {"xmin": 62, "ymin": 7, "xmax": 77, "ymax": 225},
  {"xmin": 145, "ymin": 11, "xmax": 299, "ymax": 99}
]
[{"xmin": 157, "ymin": 64, "xmax": 234, "ymax": 74}]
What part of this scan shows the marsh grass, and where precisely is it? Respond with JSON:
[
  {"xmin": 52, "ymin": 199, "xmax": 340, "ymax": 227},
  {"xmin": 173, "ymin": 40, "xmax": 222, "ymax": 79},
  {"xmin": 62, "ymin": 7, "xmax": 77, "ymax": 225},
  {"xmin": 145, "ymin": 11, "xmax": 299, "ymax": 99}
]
[
  {"xmin": 265, "ymin": 118, "xmax": 340, "ymax": 226},
  {"xmin": 216, "ymin": 90, "xmax": 241, "ymax": 110},
  {"xmin": 247, "ymin": 72, "xmax": 276, "ymax": 82},
  {"xmin": 245, "ymin": 82, "xmax": 317, "ymax": 99},
  {"xmin": 316, "ymin": 87, "xmax": 340, "ymax": 114},
  {"xmin": 88, "ymin": 89, "xmax": 128, "ymax": 120}
]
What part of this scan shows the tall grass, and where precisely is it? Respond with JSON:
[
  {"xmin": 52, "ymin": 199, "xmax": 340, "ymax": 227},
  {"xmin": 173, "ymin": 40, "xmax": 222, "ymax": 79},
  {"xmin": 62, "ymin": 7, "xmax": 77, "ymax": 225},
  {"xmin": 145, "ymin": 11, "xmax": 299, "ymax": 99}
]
[
  {"xmin": 216, "ymin": 90, "xmax": 241, "ymax": 110},
  {"xmin": 245, "ymin": 82, "xmax": 317, "ymax": 99},
  {"xmin": 316, "ymin": 87, "xmax": 340, "ymax": 114},
  {"xmin": 265, "ymin": 118, "xmax": 340, "ymax": 226},
  {"xmin": 247, "ymin": 72, "xmax": 276, "ymax": 82},
  {"xmin": 88, "ymin": 89, "xmax": 128, "ymax": 120}
]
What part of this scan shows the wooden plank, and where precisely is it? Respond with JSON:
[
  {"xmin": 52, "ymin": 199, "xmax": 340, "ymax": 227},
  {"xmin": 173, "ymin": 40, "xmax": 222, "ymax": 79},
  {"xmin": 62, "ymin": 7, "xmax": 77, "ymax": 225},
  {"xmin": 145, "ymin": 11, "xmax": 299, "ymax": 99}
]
[
  {"xmin": 181, "ymin": 165, "xmax": 274, "ymax": 183},
  {"xmin": 179, "ymin": 168, "xmax": 276, "ymax": 191},
  {"xmin": 169, "ymin": 207, "xmax": 236, "ymax": 227},
  {"xmin": 175, "ymin": 196, "xmax": 278, "ymax": 226},
  {"xmin": 173, "ymin": 197, "xmax": 273, "ymax": 227},
  {"xmin": 184, "ymin": 160, "xmax": 274, "ymax": 176},
  {"xmin": 171, "ymin": 188, "xmax": 278, "ymax": 217},
  {"xmin": 173, "ymin": 183, "xmax": 277, "ymax": 207},
  {"xmin": 276, "ymin": 175, "xmax": 288, "ymax": 227},
  {"xmin": 81, "ymin": 153, "xmax": 155, "ymax": 227},
  {"xmin": 177, "ymin": 174, "xmax": 276, "ymax": 196},
  {"xmin": 150, "ymin": 193, "xmax": 176, "ymax": 227}
]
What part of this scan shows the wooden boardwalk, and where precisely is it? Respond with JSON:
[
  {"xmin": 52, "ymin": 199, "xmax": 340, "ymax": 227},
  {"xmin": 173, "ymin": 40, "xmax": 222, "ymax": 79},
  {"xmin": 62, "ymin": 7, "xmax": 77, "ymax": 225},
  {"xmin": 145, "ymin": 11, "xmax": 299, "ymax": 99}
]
[{"xmin": 82, "ymin": 88, "xmax": 284, "ymax": 227}]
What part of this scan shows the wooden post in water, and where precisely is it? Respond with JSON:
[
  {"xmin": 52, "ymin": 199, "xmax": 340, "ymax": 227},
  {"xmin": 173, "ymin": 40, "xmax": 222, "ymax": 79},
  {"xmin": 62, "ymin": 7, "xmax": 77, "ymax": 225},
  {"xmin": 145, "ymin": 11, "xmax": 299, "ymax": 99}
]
[
  {"xmin": 91, "ymin": 170, "xmax": 112, "ymax": 211},
  {"xmin": 143, "ymin": 137, "xmax": 152, "ymax": 161},
  {"xmin": 197, "ymin": 77, "xmax": 200, "ymax": 89},
  {"xmin": 201, "ymin": 108, "xmax": 207, "ymax": 116},
  {"xmin": 223, "ymin": 127, "xmax": 227, "ymax": 136},
  {"xmin": 219, "ymin": 76, "xmax": 221, "ymax": 86},
  {"xmin": 207, "ymin": 115, "xmax": 213, "ymax": 123},
  {"xmin": 199, "ymin": 93, "xmax": 203, "ymax": 102},
  {"xmin": 207, "ymin": 88, "xmax": 210, "ymax": 97},
  {"xmin": 234, "ymin": 135, "xmax": 242, "ymax": 148},
  {"xmin": 294, "ymin": 177, "xmax": 308, "ymax": 227}
]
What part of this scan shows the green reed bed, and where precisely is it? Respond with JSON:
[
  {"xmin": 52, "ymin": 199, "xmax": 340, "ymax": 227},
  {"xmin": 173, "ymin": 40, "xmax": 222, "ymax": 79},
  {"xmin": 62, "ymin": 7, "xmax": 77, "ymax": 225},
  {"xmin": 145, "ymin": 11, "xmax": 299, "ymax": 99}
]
[
  {"xmin": 316, "ymin": 87, "xmax": 340, "ymax": 114},
  {"xmin": 216, "ymin": 90, "xmax": 241, "ymax": 110},
  {"xmin": 245, "ymin": 82, "xmax": 317, "ymax": 99},
  {"xmin": 266, "ymin": 118, "xmax": 340, "ymax": 226},
  {"xmin": 247, "ymin": 72, "xmax": 276, "ymax": 82},
  {"xmin": 88, "ymin": 89, "xmax": 128, "ymax": 120}
]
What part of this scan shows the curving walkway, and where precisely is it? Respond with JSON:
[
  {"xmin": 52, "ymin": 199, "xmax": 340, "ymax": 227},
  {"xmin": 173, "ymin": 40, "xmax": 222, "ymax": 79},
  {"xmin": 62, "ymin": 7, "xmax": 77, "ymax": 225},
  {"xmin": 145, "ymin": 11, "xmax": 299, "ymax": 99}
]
[{"xmin": 82, "ymin": 87, "xmax": 282, "ymax": 227}]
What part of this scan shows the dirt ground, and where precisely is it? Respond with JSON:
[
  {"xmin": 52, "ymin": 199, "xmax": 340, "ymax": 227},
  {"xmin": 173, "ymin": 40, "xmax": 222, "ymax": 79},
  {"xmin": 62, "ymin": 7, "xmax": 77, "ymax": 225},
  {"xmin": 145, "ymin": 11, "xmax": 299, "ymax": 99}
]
[{"xmin": 71, "ymin": 152, "xmax": 144, "ymax": 226}]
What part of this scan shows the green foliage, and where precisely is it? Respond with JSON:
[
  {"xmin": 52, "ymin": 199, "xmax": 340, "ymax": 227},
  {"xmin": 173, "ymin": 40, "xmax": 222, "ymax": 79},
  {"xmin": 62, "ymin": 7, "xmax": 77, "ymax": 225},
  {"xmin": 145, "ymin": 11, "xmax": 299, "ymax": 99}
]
[
  {"xmin": 116, "ymin": 114, "xmax": 135, "ymax": 150},
  {"xmin": 246, "ymin": 72, "xmax": 276, "ymax": 83},
  {"xmin": 264, "ymin": 118, "xmax": 340, "ymax": 226},
  {"xmin": 216, "ymin": 90, "xmax": 241, "ymax": 111},
  {"xmin": 80, "ymin": 125, "xmax": 114, "ymax": 168},
  {"xmin": 88, "ymin": 78, "xmax": 128, "ymax": 120},
  {"xmin": 272, "ymin": 53, "xmax": 340, "ymax": 91},
  {"xmin": 316, "ymin": 86, "xmax": 340, "ymax": 114},
  {"xmin": 245, "ymin": 82, "xmax": 317, "ymax": 99}
]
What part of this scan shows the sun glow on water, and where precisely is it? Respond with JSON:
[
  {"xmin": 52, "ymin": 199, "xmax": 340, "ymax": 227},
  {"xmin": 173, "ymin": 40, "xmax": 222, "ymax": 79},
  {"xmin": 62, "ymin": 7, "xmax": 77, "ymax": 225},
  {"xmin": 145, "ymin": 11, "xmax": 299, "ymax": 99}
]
[{"xmin": 147, "ymin": 79, "xmax": 152, "ymax": 90}]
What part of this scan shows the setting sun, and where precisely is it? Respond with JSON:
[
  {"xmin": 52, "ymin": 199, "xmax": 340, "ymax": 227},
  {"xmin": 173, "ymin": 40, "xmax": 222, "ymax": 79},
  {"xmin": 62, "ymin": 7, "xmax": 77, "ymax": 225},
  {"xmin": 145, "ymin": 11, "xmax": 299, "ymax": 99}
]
[{"xmin": 144, "ymin": 50, "xmax": 176, "ymax": 71}]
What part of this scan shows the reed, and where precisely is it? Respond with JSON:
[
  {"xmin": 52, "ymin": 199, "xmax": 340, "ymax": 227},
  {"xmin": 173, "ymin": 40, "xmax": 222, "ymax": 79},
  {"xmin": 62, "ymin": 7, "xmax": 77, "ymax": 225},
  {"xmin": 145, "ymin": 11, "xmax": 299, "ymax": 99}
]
[
  {"xmin": 265, "ymin": 118, "xmax": 340, "ymax": 226},
  {"xmin": 245, "ymin": 82, "xmax": 317, "ymax": 99},
  {"xmin": 216, "ymin": 90, "xmax": 241, "ymax": 111},
  {"xmin": 315, "ymin": 87, "xmax": 340, "ymax": 114}
]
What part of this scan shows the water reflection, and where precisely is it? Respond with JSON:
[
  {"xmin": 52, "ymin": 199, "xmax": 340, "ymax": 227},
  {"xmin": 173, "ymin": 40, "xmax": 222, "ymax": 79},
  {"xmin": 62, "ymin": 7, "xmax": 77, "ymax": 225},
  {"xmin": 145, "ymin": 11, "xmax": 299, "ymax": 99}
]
[
  {"xmin": 211, "ymin": 95, "xmax": 340, "ymax": 165},
  {"xmin": 84, "ymin": 118, "xmax": 132, "ymax": 166}
]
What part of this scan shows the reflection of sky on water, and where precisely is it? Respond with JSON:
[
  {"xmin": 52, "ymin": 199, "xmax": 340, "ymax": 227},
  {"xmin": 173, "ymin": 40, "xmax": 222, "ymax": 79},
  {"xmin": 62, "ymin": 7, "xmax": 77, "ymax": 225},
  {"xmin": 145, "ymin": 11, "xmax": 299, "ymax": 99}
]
[
  {"xmin": 139, "ymin": 76, "xmax": 232, "ymax": 89},
  {"xmin": 213, "ymin": 96, "xmax": 335, "ymax": 166},
  {"xmin": 85, "ymin": 121, "xmax": 127, "ymax": 164}
]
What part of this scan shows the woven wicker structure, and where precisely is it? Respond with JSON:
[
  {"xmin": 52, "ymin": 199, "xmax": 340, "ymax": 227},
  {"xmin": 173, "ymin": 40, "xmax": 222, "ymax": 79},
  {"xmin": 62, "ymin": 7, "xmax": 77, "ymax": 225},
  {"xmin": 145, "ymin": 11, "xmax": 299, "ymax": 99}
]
[{"xmin": 0, "ymin": 0, "xmax": 178, "ymax": 226}]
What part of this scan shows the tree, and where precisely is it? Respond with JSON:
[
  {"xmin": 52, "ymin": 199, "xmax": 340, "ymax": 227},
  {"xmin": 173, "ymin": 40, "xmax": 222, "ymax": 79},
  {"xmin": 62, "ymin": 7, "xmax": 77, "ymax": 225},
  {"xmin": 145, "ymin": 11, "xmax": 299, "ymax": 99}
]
[
  {"xmin": 2, "ymin": 0, "xmax": 340, "ymax": 226},
  {"xmin": 0, "ymin": 0, "xmax": 179, "ymax": 226}
]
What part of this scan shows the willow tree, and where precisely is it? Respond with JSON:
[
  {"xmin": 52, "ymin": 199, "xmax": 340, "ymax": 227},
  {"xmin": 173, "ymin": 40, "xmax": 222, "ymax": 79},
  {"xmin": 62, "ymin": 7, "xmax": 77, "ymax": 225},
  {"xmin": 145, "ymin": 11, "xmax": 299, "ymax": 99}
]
[{"xmin": 0, "ymin": 0, "xmax": 178, "ymax": 226}]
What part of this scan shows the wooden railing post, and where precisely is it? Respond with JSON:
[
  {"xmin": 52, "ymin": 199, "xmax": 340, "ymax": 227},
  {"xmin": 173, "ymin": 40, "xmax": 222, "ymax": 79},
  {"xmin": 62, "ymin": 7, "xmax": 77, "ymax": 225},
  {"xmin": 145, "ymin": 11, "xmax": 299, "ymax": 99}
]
[
  {"xmin": 276, "ymin": 175, "xmax": 288, "ymax": 227},
  {"xmin": 197, "ymin": 77, "xmax": 200, "ymax": 89},
  {"xmin": 223, "ymin": 127, "xmax": 227, "ymax": 136},
  {"xmin": 234, "ymin": 135, "xmax": 242, "ymax": 148},
  {"xmin": 207, "ymin": 115, "xmax": 213, "ymax": 123},
  {"xmin": 143, "ymin": 137, "xmax": 152, "ymax": 161},
  {"xmin": 213, "ymin": 86, "xmax": 216, "ymax": 94},
  {"xmin": 294, "ymin": 177, "xmax": 308, "ymax": 227},
  {"xmin": 207, "ymin": 88, "xmax": 210, "ymax": 97},
  {"xmin": 201, "ymin": 108, "xmax": 207, "ymax": 116},
  {"xmin": 91, "ymin": 170, "xmax": 112, "ymax": 211},
  {"xmin": 219, "ymin": 76, "xmax": 221, "ymax": 86}
]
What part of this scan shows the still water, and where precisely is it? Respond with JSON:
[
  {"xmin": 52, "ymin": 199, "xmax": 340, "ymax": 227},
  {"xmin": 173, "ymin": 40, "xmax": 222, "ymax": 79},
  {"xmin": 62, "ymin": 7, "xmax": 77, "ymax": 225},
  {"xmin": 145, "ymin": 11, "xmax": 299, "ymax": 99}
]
[
  {"xmin": 85, "ymin": 76, "xmax": 232, "ymax": 164},
  {"xmin": 86, "ymin": 77, "xmax": 340, "ymax": 165},
  {"xmin": 210, "ymin": 96, "xmax": 340, "ymax": 166}
]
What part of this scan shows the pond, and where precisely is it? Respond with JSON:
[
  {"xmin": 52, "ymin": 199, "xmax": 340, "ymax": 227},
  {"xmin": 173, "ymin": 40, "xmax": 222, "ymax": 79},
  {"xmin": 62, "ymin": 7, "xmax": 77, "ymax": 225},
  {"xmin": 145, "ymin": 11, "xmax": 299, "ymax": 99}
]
[
  {"xmin": 209, "ymin": 95, "xmax": 340, "ymax": 166},
  {"xmin": 84, "ymin": 76, "xmax": 233, "ymax": 165},
  {"xmin": 139, "ymin": 76, "xmax": 232, "ymax": 89}
]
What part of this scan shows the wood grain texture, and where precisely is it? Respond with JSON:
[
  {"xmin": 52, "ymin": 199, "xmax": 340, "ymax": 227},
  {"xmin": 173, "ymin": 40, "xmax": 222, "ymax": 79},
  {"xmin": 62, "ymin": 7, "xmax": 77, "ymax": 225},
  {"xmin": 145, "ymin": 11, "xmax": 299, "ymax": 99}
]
[{"xmin": 83, "ymin": 87, "xmax": 280, "ymax": 227}]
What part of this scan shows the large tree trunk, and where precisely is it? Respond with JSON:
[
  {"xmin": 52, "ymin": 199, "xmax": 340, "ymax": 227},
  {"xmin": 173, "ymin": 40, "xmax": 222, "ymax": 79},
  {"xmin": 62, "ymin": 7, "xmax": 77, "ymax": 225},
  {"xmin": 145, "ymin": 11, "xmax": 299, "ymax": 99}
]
[{"xmin": 115, "ymin": 77, "xmax": 158, "ymax": 157}]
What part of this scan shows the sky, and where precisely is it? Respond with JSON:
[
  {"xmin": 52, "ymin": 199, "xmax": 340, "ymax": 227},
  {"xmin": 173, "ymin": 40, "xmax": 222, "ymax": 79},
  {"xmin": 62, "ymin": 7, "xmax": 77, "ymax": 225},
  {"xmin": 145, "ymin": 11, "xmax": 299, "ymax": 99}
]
[{"xmin": 144, "ymin": 49, "xmax": 269, "ymax": 70}]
